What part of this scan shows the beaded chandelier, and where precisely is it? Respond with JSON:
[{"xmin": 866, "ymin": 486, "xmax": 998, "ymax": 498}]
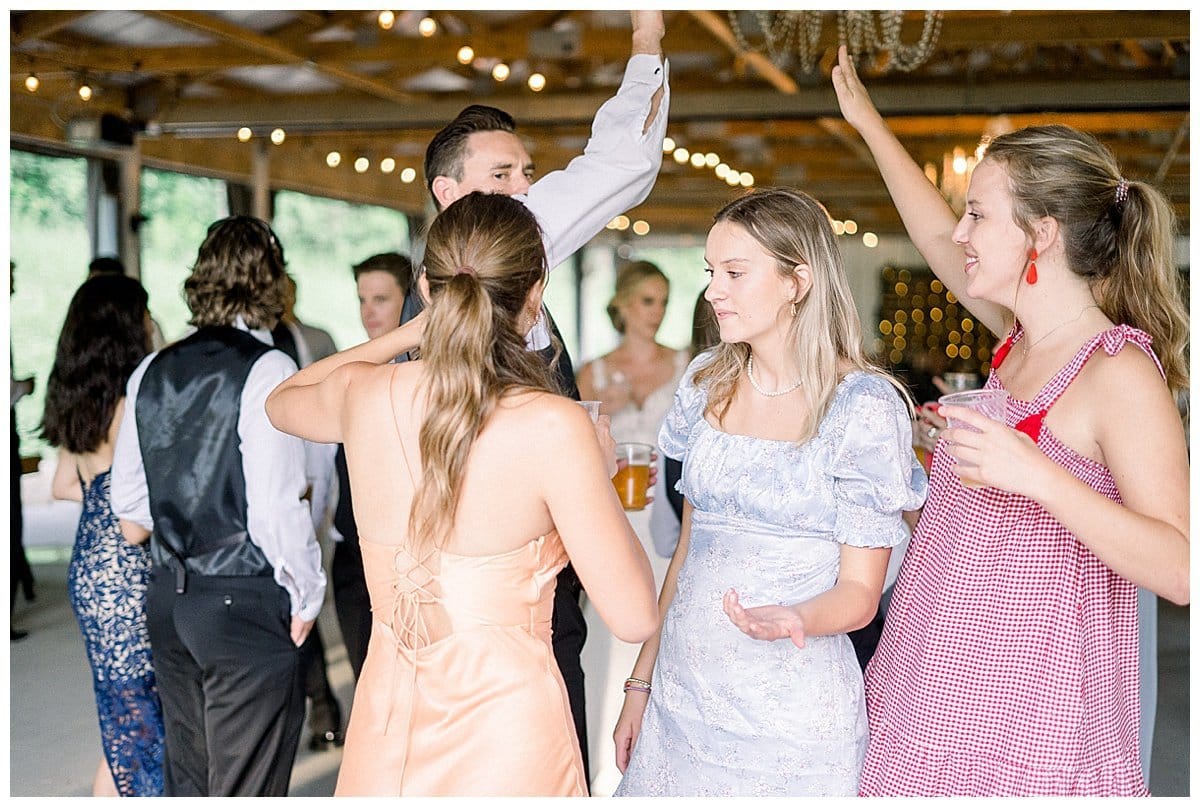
[{"xmin": 728, "ymin": 10, "xmax": 943, "ymax": 75}]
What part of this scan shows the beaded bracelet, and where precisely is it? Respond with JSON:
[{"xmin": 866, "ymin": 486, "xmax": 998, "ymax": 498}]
[
  {"xmin": 623, "ymin": 683, "xmax": 651, "ymax": 695},
  {"xmin": 625, "ymin": 676, "xmax": 652, "ymax": 689}
]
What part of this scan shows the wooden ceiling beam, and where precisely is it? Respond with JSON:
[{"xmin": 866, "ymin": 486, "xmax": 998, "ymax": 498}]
[
  {"xmin": 10, "ymin": 11, "xmax": 95, "ymax": 45},
  {"xmin": 143, "ymin": 10, "xmax": 413, "ymax": 104},
  {"xmin": 686, "ymin": 10, "xmax": 798, "ymax": 94}
]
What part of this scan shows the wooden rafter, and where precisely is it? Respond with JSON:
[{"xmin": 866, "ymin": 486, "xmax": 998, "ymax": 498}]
[
  {"xmin": 687, "ymin": 10, "xmax": 798, "ymax": 94},
  {"xmin": 144, "ymin": 10, "xmax": 413, "ymax": 104}
]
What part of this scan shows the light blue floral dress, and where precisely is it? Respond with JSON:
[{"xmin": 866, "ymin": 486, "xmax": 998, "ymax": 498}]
[{"xmin": 615, "ymin": 354, "xmax": 927, "ymax": 797}]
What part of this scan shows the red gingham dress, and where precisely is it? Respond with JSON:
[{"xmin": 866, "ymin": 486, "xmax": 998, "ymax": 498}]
[{"xmin": 859, "ymin": 324, "xmax": 1159, "ymax": 796}]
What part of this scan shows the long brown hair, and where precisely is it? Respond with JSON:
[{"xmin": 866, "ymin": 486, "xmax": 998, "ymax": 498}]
[
  {"xmin": 984, "ymin": 125, "xmax": 1188, "ymax": 392},
  {"xmin": 411, "ymin": 192, "xmax": 558, "ymax": 550},
  {"xmin": 695, "ymin": 187, "xmax": 911, "ymax": 443}
]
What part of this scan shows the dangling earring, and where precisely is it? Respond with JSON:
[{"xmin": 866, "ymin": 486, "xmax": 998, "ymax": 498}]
[{"xmin": 1025, "ymin": 248, "xmax": 1038, "ymax": 285}]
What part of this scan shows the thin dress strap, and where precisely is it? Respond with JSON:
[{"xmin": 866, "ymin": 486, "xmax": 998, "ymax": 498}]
[{"xmin": 1003, "ymin": 324, "xmax": 1161, "ymax": 443}]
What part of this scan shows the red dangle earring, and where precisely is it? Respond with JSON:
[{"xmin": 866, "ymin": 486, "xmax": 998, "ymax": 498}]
[{"xmin": 1025, "ymin": 248, "xmax": 1038, "ymax": 285}]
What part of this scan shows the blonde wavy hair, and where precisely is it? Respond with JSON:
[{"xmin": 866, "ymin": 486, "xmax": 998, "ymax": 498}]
[
  {"xmin": 411, "ymin": 192, "xmax": 559, "ymax": 551},
  {"xmin": 606, "ymin": 260, "xmax": 669, "ymax": 334},
  {"xmin": 983, "ymin": 125, "xmax": 1188, "ymax": 393},
  {"xmin": 695, "ymin": 187, "xmax": 911, "ymax": 443}
]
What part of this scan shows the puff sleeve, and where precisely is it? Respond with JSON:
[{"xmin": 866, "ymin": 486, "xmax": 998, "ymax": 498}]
[
  {"xmin": 656, "ymin": 351, "xmax": 713, "ymax": 461},
  {"xmin": 830, "ymin": 377, "xmax": 928, "ymax": 548}
]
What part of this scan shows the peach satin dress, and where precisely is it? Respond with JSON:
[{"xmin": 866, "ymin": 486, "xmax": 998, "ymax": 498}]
[{"xmin": 334, "ymin": 532, "xmax": 587, "ymax": 796}]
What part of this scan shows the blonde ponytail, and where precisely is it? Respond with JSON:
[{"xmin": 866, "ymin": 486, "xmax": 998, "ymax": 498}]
[{"xmin": 410, "ymin": 193, "xmax": 557, "ymax": 551}]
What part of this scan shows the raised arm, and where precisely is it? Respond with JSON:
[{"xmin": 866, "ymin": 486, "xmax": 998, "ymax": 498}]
[
  {"xmin": 265, "ymin": 312, "xmax": 425, "ymax": 444},
  {"xmin": 525, "ymin": 10, "xmax": 670, "ymax": 269},
  {"xmin": 832, "ymin": 45, "xmax": 1009, "ymax": 337}
]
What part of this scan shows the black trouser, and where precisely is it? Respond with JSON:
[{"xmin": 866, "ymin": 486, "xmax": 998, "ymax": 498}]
[
  {"xmin": 145, "ymin": 571, "xmax": 305, "ymax": 796},
  {"xmin": 331, "ymin": 539, "xmax": 372, "ymax": 681},
  {"xmin": 10, "ymin": 409, "xmax": 34, "ymax": 608},
  {"xmin": 552, "ymin": 564, "xmax": 589, "ymax": 789},
  {"xmin": 300, "ymin": 622, "xmax": 342, "ymax": 736}
]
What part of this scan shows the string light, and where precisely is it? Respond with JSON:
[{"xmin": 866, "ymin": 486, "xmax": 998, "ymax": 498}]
[
  {"xmin": 632, "ymin": 220, "xmax": 650, "ymax": 236},
  {"xmin": 724, "ymin": 171, "xmax": 741, "ymax": 186},
  {"xmin": 527, "ymin": 73, "xmax": 546, "ymax": 92},
  {"xmin": 326, "ymin": 151, "xmax": 342, "ymax": 168},
  {"xmin": 863, "ymin": 232, "xmax": 879, "ymax": 248},
  {"xmin": 77, "ymin": 80, "xmax": 93, "ymax": 101},
  {"xmin": 739, "ymin": 172, "xmax": 754, "ymax": 187},
  {"xmin": 270, "ymin": 128, "xmax": 286, "ymax": 145},
  {"xmin": 491, "ymin": 63, "xmax": 510, "ymax": 81},
  {"xmin": 715, "ymin": 163, "xmax": 730, "ymax": 179},
  {"xmin": 24, "ymin": 74, "xmax": 39, "ymax": 93},
  {"xmin": 662, "ymin": 136, "xmax": 675, "ymax": 153},
  {"xmin": 689, "ymin": 152, "xmax": 706, "ymax": 168},
  {"xmin": 704, "ymin": 152, "xmax": 720, "ymax": 167},
  {"xmin": 380, "ymin": 157, "xmax": 396, "ymax": 174},
  {"xmin": 457, "ymin": 46, "xmax": 474, "ymax": 65},
  {"xmin": 377, "ymin": 10, "xmax": 395, "ymax": 30},
  {"xmin": 236, "ymin": 127, "xmax": 253, "ymax": 142},
  {"xmin": 418, "ymin": 17, "xmax": 437, "ymax": 37},
  {"xmin": 354, "ymin": 157, "xmax": 370, "ymax": 173},
  {"xmin": 672, "ymin": 147, "xmax": 689, "ymax": 164},
  {"xmin": 843, "ymin": 219, "xmax": 858, "ymax": 235},
  {"xmin": 400, "ymin": 167, "xmax": 416, "ymax": 183}
]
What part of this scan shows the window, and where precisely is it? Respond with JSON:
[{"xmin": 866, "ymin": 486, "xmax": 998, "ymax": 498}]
[
  {"xmin": 272, "ymin": 191, "xmax": 409, "ymax": 351},
  {"xmin": 9, "ymin": 150, "xmax": 89, "ymax": 459}
]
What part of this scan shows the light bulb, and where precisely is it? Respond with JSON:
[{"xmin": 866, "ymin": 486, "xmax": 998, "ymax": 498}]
[
  {"xmin": 739, "ymin": 172, "xmax": 754, "ymax": 187},
  {"xmin": 690, "ymin": 152, "xmax": 705, "ymax": 168},
  {"xmin": 378, "ymin": 10, "xmax": 395, "ymax": 30},
  {"xmin": 380, "ymin": 157, "xmax": 396, "ymax": 174},
  {"xmin": 715, "ymin": 163, "xmax": 729, "ymax": 179},
  {"xmin": 354, "ymin": 157, "xmax": 370, "ymax": 173},
  {"xmin": 492, "ymin": 63, "xmax": 510, "ymax": 82},
  {"xmin": 863, "ymin": 232, "xmax": 879, "ymax": 248},
  {"xmin": 418, "ymin": 17, "xmax": 437, "ymax": 37},
  {"xmin": 24, "ymin": 74, "xmax": 39, "ymax": 93},
  {"xmin": 78, "ymin": 83, "xmax": 93, "ymax": 101},
  {"xmin": 672, "ymin": 147, "xmax": 689, "ymax": 164},
  {"xmin": 457, "ymin": 46, "xmax": 474, "ymax": 65},
  {"xmin": 662, "ymin": 137, "xmax": 675, "ymax": 153},
  {"xmin": 237, "ymin": 127, "xmax": 253, "ymax": 142},
  {"xmin": 270, "ymin": 128, "xmax": 285, "ymax": 145},
  {"xmin": 527, "ymin": 73, "xmax": 546, "ymax": 92},
  {"xmin": 326, "ymin": 151, "xmax": 342, "ymax": 168},
  {"xmin": 632, "ymin": 220, "xmax": 650, "ymax": 236},
  {"xmin": 400, "ymin": 167, "xmax": 416, "ymax": 183},
  {"xmin": 704, "ymin": 152, "xmax": 719, "ymax": 167},
  {"xmin": 843, "ymin": 219, "xmax": 858, "ymax": 235}
]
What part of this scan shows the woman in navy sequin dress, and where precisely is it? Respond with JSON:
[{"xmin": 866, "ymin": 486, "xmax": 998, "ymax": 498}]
[{"xmin": 43, "ymin": 274, "xmax": 165, "ymax": 796}]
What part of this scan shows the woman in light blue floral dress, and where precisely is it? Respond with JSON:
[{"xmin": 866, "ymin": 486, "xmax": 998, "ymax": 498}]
[
  {"xmin": 43, "ymin": 275, "xmax": 165, "ymax": 797},
  {"xmin": 613, "ymin": 188, "xmax": 927, "ymax": 797}
]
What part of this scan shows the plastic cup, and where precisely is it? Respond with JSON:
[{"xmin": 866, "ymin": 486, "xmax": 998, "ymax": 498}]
[
  {"xmin": 939, "ymin": 388, "xmax": 1007, "ymax": 488},
  {"xmin": 613, "ymin": 442, "xmax": 653, "ymax": 511},
  {"xmin": 577, "ymin": 400, "xmax": 601, "ymax": 423}
]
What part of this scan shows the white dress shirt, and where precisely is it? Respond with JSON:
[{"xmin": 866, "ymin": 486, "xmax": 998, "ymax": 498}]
[{"xmin": 111, "ymin": 320, "xmax": 327, "ymax": 622}]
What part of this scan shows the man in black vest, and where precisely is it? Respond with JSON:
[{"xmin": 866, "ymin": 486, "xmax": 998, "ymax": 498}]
[
  {"xmin": 397, "ymin": 12, "xmax": 668, "ymax": 787},
  {"xmin": 111, "ymin": 216, "xmax": 326, "ymax": 796}
]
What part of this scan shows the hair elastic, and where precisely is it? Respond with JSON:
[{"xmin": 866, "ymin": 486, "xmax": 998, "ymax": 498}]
[{"xmin": 1115, "ymin": 177, "xmax": 1129, "ymax": 206}]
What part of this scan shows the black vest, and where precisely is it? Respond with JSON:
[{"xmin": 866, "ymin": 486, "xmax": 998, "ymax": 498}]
[{"xmin": 136, "ymin": 326, "xmax": 275, "ymax": 580}]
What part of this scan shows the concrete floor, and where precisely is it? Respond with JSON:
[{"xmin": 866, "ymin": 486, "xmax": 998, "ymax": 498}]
[{"xmin": 7, "ymin": 499, "xmax": 1192, "ymax": 797}]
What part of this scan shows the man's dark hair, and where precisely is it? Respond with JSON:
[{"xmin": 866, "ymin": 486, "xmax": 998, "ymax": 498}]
[
  {"xmin": 352, "ymin": 252, "xmax": 414, "ymax": 296},
  {"xmin": 424, "ymin": 105, "xmax": 517, "ymax": 200},
  {"xmin": 88, "ymin": 256, "xmax": 126, "ymax": 276},
  {"xmin": 184, "ymin": 215, "xmax": 286, "ymax": 330}
]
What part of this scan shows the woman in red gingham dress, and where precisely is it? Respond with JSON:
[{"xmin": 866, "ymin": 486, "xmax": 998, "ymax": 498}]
[{"xmin": 832, "ymin": 47, "xmax": 1189, "ymax": 796}]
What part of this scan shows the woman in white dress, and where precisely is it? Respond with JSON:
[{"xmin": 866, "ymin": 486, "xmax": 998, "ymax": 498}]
[{"xmin": 576, "ymin": 260, "xmax": 688, "ymax": 794}]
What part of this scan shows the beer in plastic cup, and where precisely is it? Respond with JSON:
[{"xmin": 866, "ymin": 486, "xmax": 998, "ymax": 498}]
[{"xmin": 613, "ymin": 442, "xmax": 653, "ymax": 511}]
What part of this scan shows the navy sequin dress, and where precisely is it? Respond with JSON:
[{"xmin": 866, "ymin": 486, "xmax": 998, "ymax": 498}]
[{"xmin": 67, "ymin": 469, "xmax": 165, "ymax": 796}]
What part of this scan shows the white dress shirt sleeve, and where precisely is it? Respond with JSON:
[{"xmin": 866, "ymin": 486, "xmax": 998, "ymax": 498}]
[
  {"xmin": 241, "ymin": 350, "xmax": 327, "ymax": 622},
  {"xmin": 520, "ymin": 53, "xmax": 671, "ymax": 350},
  {"xmin": 110, "ymin": 353, "xmax": 157, "ymax": 531}
]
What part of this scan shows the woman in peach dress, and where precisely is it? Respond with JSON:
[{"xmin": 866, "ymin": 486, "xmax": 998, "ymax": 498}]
[{"xmin": 267, "ymin": 192, "xmax": 658, "ymax": 796}]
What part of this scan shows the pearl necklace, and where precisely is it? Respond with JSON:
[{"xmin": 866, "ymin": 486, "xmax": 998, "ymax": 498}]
[{"xmin": 746, "ymin": 355, "xmax": 803, "ymax": 397}]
